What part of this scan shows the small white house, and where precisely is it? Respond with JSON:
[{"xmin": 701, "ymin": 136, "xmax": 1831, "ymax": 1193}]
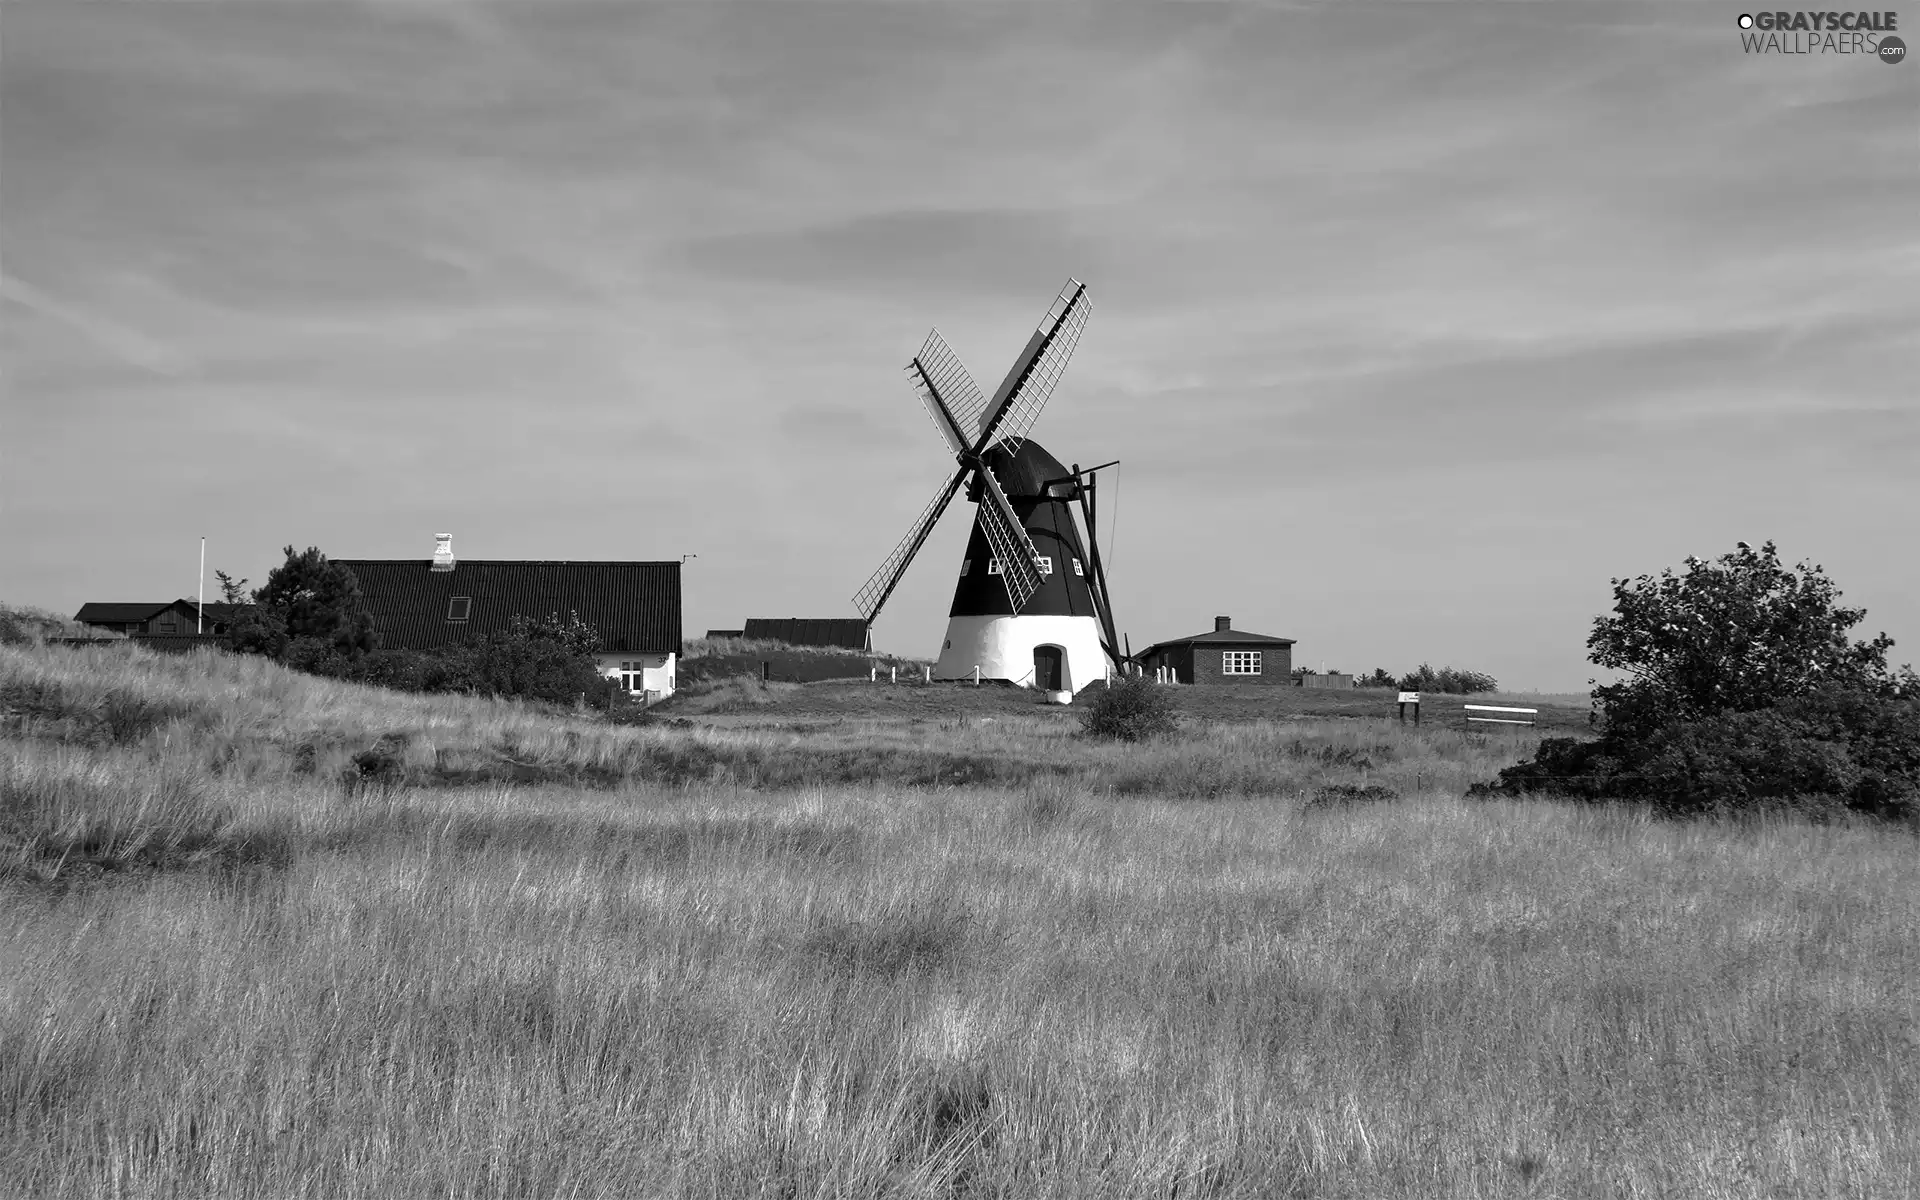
[
  {"xmin": 596, "ymin": 652, "xmax": 676, "ymax": 701},
  {"xmin": 336, "ymin": 536, "xmax": 683, "ymax": 701}
]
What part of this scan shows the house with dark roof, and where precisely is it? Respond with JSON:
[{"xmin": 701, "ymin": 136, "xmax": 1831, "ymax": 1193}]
[
  {"xmin": 75, "ymin": 600, "xmax": 233, "ymax": 638},
  {"xmin": 334, "ymin": 536, "xmax": 683, "ymax": 698},
  {"xmin": 741, "ymin": 618, "xmax": 872, "ymax": 651},
  {"xmin": 1133, "ymin": 616, "xmax": 1296, "ymax": 686}
]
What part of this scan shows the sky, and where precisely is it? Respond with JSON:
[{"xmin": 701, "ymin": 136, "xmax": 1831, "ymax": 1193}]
[{"xmin": 4, "ymin": 0, "xmax": 1915, "ymax": 691}]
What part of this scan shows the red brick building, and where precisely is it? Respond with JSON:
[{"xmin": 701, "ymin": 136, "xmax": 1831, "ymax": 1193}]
[{"xmin": 1134, "ymin": 616, "xmax": 1296, "ymax": 686}]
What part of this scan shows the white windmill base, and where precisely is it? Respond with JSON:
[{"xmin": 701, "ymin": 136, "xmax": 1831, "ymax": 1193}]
[{"xmin": 933, "ymin": 614, "xmax": 1110, "ymax": 694}]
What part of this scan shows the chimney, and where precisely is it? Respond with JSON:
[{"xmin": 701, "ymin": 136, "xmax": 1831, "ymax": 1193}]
[
  {"xmin": 431, "ymin": 533, "xmax": 455, "ymax": 573},
  {"xmin": 1214, "ymin": 615, "xmax": 1231, "ymax": 633}
]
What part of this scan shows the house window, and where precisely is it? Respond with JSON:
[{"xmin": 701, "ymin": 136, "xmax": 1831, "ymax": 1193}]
[
  {"xmin": 1223, "ymin": 650, "xmax": 1262, "ymax": 675},
  {"xmin": 960, "ymin": 560, "xmax": 971, "ymax": 576},
  {"xmin": 1073, "ymin": 558, "xmax": 1085, "ymax": 576},
  {"xmin": 158, "ymin": 615, "xmax": 178, "ymax": 634},
  {"xmin": 1035, "ymin": 555, "xmax": 1053, "ymax": 576},
  {"xmin": 987, "ymin": 559, "xmax": 1003, "ymax": 575},
  {"xmin": 447, "ymin": 597, "xmax": 472, "ymax": 622}
]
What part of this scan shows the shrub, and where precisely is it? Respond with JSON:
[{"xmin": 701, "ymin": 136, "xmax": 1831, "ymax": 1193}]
[
  {"xmin": 1473, "ymin": 687, "xmax": 1920, "ymax": 823},
  {"xmin": 1079, "ymin": 675, "xmax": 1177, "ymax": 742},
  {"xmin": 346, "ymin": 646, "xmax": 478, "ymax": 695},
  {"xmin": 1398, "ymin": 663, "xmax": 1499, "ymax": 694},
  {"xmin": 465, "ymin": 612, "xmax": 607, "ymax": 709}
]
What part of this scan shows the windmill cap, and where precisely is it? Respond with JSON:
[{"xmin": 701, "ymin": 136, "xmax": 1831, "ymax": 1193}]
[{"xmin": 979, "ymin": 439, "xmax": 1074, "ymax": 497}]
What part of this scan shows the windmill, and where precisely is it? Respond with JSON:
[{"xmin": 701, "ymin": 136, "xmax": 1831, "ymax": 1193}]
[{"xmin": 852, "ymin": 279, "xmax": 1123, "ymax": 695}]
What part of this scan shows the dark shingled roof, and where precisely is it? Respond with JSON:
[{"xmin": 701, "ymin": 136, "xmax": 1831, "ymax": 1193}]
[
  {"xmin": 1136, "ymin": 625, "xmax": 1297, "ymax": 658},
  {"xmin": 742, "ymin": 618, "xmax": 871, "ymax": 651},
  {"xmin": 333, "ymin": 560, "xmax": 681, "ymax": 655},
  {"xmin": 74, "ymin": 602, "xmax": 179, "ymax": 623},
  {"xmin": 190, "ymin": 602, "xmax": 248, "ymax": 624}
]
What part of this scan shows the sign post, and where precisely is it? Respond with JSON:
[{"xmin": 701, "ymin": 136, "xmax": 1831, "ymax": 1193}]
[{"xmin": 1397, "ymin": 691, "xmax": 1421, "ymax": 724}]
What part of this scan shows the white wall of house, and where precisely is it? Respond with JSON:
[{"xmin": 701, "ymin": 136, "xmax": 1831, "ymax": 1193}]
[{"xmin": 596, "ymin": 652, "xmax": 676, "ymax": 700}]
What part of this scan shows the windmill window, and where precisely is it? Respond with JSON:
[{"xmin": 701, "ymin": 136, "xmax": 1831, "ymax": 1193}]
[
  {"xmin": 1223, "ymin": 651, "xmax": 1262, "ymax": 675},
  {"xmin": 987, "ymin": 559, "xmax": 1003, "ymax": 575},
  {"xmin": 1073, "ymin": 558, "xmax": 1085, "ymax": 576},
  {"xmin": 447, "ymin": 597, "xmax": 472, "ymax": 622},
  {"xmin": 1035, "ymin": 556, "xmax": 1053, "ymax": 576},
  {"xmin": 960, "ymin": 560, "xmax": 972, "ymax": 576}
]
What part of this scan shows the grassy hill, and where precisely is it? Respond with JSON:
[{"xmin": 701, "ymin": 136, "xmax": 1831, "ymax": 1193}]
[{"xmin": 3, "ymin": 636, "xmax": 1916, "ymax": 1198}]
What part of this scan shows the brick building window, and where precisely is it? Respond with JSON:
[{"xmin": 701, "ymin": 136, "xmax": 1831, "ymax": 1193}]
[{"xmin": 1223, "ymin": 650, "xmax": 1262, "ymax": 675}]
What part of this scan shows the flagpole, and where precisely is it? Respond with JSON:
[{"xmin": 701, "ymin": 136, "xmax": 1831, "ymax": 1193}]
[{"xmin": 198, "ymin": 537, "xmax": 206, "ymax": 634}]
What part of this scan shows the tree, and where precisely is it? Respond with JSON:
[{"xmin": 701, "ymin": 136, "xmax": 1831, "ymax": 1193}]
[
  {"xmin": 253, "ymin": 545, "xmax": 377, "ymax": 661},
  {"xmin": 1473, "ymin": 541, "xmax": 1919, "ymax": 821},
  {"xmin": 227, "ymin": 605, "xmax": 288, "ymax": 659},
  {"xmin": 213, "ymin": 570, "xmax": 250, "ymax": 606},
  {"xmin": 1588, "ymin": 540, "xmax": 1903, "ymax": 742},
  {"xmin": 1357, "ymin": 668, "xmax": 1399, "ymax": 689}
]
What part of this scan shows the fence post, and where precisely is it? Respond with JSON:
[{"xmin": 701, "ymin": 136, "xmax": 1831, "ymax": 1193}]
[
  {"xmin": 924, "ymin": 665, "xmax": 931, "ymax": 683},
  {"xmin": 890, "ymin": 666, "xmax": 897, "ymax": 684},
  {"xmin": 761, "ymin": 661, "xmax": 769, "ymax": 683},
  {"xmin": 973, "ymin": 665, "xmax": 981, "ymax": 686},
  {"xmin": 871, "ymin": 666, "xmax": 876, "ymax": 682}
]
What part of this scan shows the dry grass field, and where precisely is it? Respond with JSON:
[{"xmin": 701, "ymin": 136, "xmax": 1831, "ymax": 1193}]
[{"xmin": 3, "ymin": 640, "xmax": 1916, "ymax": 1199}]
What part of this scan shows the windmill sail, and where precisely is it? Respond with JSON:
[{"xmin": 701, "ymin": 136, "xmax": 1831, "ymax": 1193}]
[
  {"xmin": 853, "ymin": 279, "xmax": 1094, "ymax": 662},
  {"xmin": 909, "ymin": 331, "xmax": 988, "ymax": 457},
  {"xmin": 853, "ymin": 464, "xmax": 969, "ymax": 622},
  {"xmin": 974, "ymin": 280, "xmax": 1089, "ymax": 454},
  {"xmin": 974, "ymin": 463, "xmax": 1044, "ymax": 612}
]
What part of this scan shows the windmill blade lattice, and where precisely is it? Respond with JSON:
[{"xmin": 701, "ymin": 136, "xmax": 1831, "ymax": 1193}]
[
  {"xmin": 977, "ymin": 281, "xmax": 1090, "ymax": 455},
  {"xmin": 852, "ymin": 465, "xmax": 970, "ymax": 622},
  {"xmin": 908, "ymin": 331, "xmax": 988, "ymax": 457},
  {"xmin": 975, "ymin": 463, "xmax": 1045, "ymax": 612}
]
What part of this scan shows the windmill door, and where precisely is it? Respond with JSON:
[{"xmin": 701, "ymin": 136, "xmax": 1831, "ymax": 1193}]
[{"xmin": 1033, "ymin": 645, "xmax": 1063, "ymax": 691}]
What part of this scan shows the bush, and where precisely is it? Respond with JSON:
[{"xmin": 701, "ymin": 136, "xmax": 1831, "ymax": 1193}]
[
  {"xmin": 1398, "ymin": 663, "xmax": 1498, "ymax": 694},
  {"xmin": 466, "ymin": 613, "xmax": 607, "ymax": 708},
  {"xmin": 1079, "ymin": 675, "xmax": 1178, "ymax": 742},
  {"xmin": 346, "ymin": 646, "xmax": 479, "ymax": 695},
  {"xmin": 1472, "ymin": 687, "xmax": 1920, "ymax": 823}
]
